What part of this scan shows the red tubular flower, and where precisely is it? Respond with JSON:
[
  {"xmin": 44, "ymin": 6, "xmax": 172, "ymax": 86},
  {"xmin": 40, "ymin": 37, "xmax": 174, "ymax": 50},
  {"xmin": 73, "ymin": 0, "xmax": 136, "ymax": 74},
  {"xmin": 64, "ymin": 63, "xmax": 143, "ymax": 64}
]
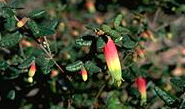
[
  {"xmin": 135, "ymin": 77, "xmax": 147, "ymax": 103},
  {"xmin": 81, "ymin": 67, "xmax": 88, "ymax": 81},
  {"xmin": 103, "ymin": 37, "xmax": 122, "ymax": 87},
  {"xmin": 28, "ymin": 62, "xmax": 36, "ymax": 77}
]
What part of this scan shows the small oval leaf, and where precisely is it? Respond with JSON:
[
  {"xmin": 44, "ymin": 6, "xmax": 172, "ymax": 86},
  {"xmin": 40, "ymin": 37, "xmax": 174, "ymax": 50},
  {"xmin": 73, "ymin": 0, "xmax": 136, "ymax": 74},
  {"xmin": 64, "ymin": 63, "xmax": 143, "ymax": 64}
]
[{"xmin": 66, "ymin": 61, "xmax": 83, "ymax": 72}]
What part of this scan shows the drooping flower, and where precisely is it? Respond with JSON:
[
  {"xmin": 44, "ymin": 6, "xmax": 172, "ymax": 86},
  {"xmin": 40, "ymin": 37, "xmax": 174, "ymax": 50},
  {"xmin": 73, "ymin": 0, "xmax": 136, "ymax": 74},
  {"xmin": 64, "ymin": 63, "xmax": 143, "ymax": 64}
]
[
  {"xmin": 28, "ymin": 62, "xmax": 36, "ymax": 77},
  {"xmin": 103, "ymin": 37, "xmax": 122, "ymax": 87},
  {"xmin": 135, "ymin": 77, "xmax": 147, "ymax": 104},
  {"xmin": 81, "ymin": 67, "xmax": 88, "ymax": 81},
  {"xmin": 17, "ymin": 17, "xmax": 28, "ymax": 28},
  {"xmin": 139, "ymin": 30, "xmax": 156, "ymax": 42},
  {"xmin": 86, "ymin": 0, "xmax": 96, "ymax": 13},
  {"xmin": 137, "ymin": 48, "xmax": 145, "ymax": 59}
]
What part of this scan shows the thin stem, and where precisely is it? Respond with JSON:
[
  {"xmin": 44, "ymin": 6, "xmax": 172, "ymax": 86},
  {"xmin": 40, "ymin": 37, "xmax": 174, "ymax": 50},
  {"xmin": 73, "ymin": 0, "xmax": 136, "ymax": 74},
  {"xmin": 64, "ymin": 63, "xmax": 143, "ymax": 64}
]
[
  {"xmin": 19, "ymin": 43, "xmax": 26, "ymax": 59},
  {"xmin": 43, "ymin": 36, "xmax": 51, "ymax": 54},
  {"xmin": 39, "ymin": 44, "xmax": 64, "ymax": 72},
  {"xmin": 93, "ymin": 84, "xmax": 106, "ymax": 108},
  {"xmin": 14, "ymin": 14, "xmax": 72, "ymax": 81},
  {"xmin": 153, "ymin": 8, "xmax": 160, "ymax": 26}
]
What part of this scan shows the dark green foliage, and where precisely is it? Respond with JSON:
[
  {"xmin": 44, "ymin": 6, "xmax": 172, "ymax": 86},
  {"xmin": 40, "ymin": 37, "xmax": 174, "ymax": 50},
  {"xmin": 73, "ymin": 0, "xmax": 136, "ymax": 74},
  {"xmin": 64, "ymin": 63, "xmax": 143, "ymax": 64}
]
[
  {"xmin": 84, "ymin": 61, "xmax": 101, "ymax": 74},
  {"xmin": 179, "ymin": 95, "xmax": 185, "ymax": 109},
  {"xmin": 114, "ymin": 14, "xmax": 123, "ymax": 28},
  {"xmin": 27, "ymin": 19, "xmax": 40, "ymax": 36},
  {"xmin": 0, "ymin": 0, "xmax": 185, "ymax": 108},
  {"xmin": 154, "ymin": 86, "xmax": 179, "ymax": 107},
  {"xmin": 28, "ymin": 9, "xmax": 46, "ymax": 18},
  {"xmin": 6, "ymin": 90, "xmax": 15, "ymax": 100},
  {"xmin": 0, "ymin": 32, "xmax": 23, "ymax": 48},
  {"xmin": 102, "ymin": 24, "xmax": 112, "ymax": 33},
  {"xmin": 122, "ymin": 35, "xmax": 136, "ymax": 49},
  {"xmin": 38, "ymin": 26, "xmax": 55, "ymax": 36},
  {"xmin": 0, "ymin": 1, "xmax": 15, "ymax": 18},
  {"xmin": 65, "ymin": 60, "xmax": 83, "ymax": 72},
  {"xmin": 4, "ymin": 16, "xmax": 16, "ymax": 31},
  {"xmin": 18, "ymin": 56, "xmax": 35, "ymax": 69},
  {"xmin": 170, "ymin": 77, "xmax": 185, "ymax": 90},
  {"xmin": 0, "ymin": 61, "xmax": 9, "ymax": 71},
  {"xmin": 75, "ymin": 38, "xmax": 92, "ymax": 47},
  {"xmin": 107, "ymin": 92, "xmax": 124, "ymax": 109},
  {"xmin": 36, "ymin": 55, "xmax": 54, "ymax": 74}
]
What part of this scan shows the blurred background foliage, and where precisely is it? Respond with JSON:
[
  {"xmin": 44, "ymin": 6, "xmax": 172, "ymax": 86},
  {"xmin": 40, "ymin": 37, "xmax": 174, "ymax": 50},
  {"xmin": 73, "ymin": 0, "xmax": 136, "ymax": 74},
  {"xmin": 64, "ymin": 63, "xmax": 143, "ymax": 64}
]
[{"xmin": 1, "ymin": 0, "xmax": 185, "ymax": 109}]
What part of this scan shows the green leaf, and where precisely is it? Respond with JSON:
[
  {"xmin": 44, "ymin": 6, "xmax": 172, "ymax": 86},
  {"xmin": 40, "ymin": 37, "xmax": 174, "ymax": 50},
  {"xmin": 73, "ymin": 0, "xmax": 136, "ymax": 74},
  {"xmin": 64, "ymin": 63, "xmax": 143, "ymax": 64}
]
[
  {"xmin": 102, "ymin": 24, "xmax": 112, "ymax": 33},
  {"xmin": 122, "ymin": 35, "xmax": 136, "ymax": 48},
  {"xmin": 97, "ymin": 54, "xmax": 105, "ymax": 63},
  {"xmin": 38, "ymin": 26, "xmax": 55, "ymax": 36},
  {"xmin": 154, "ymin": 86, "xmax": 179, "ymax": 107},
  {"xmin": 1, "ymin": 3, "xmax": 15, "ymax": 18},
  {"xmin": 28, "ymin": 9, "xmax": 46, "ymax": 18},
  {"xmin": 0, "ymin": 32, "xmax": 23, "ymax": 48},
  {"xmin": 27, "ymin": 19, "xmax": 55, "ymax": 37},
  {"xmin": 4, "ymin": 16, "xmax": 16, "ymax": 31},
  {"xmin": 65, "ymin": 61, "xmax": 83, "ymax": 72},
  {"xmin": 4, "ymin": 67, "xmax": 23, "ymax": 80},
  {"xmin": 179, "ymin": 95, "xmax": 185, "ymax": 109},
  {"xmin": 107, "ymin": 91, "xmax": 124, "ymax": 109},
  {"xmin": 0, "ymin": 61, "xmax": 9, "ymax": 70},
  {"xmin": 122, "ymin": 70, "xmax": 135, "ymax": 83},
  {"xmin": 114, "ymin": 36, "xmax": 123, "ymax": 43},
  {"xmin": 128, "ymin": 87, "xmax": 140, "ymax": 98},
  {"xmin": 170, "ymin": 77, "xmax": 185, "ymax": 88},
  {"xmin": 36, "ymin": 56, "xmax": 54, "ymax": 74},
  {"xmin": 27, "ymin": 19, "xmax": 40, "ymax": 36},
  {"xmin": 109, "ymin": 30, "xmax": 121, "ymax": 38},
  {"xmin": 7, "ymin": 90, "xmax": 15, "ymax": 100},
  {"xmin": 114, "ymin": 14, "xmax": 123, "ymax": 28},
  {"xmin": 84, "ymin": 61, "xmax": 101, "ymax": 74},
  {"xmin": 10, "ymin": 0, "xmax": 21, "ymax": 8},
  {"xmin": 18, "ymin": 56, "xmax": 35, "ymax": 69},
  {"xmin": 97, "ymin": 37, "xmax": 105, "ymax": 52},
  {"xmin": 47, "ymin": 20, "xmax": 59, "ymax": 30},
  {"xmin": 11, "ymin": 54, "xmax": 24, "ymax": 65},
  {"xmin": 75, "ymin": 38, "xmax": 92, "ymax": 47},
  {"xmin": 115, "ymin": 26, "xmax": 130, "ymax": 34}
]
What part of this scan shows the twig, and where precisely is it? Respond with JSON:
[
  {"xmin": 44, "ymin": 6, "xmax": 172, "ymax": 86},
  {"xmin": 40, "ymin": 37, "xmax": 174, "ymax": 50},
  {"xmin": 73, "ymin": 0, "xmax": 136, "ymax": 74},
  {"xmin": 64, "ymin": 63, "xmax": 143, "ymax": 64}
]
[
  {"xmin": 0, "ymin": 47, "xmax": 11, "ymax": 54},
  {"xmin": 39, "ymin": 44, "xmax": 64, "ymax": 73},
  {"xmin": 39, "ymin": 44, "xmax": 72, "ymax": 81},
  {"xmin": 13, "ymin": 15, "xmax": 73, "ymax": 81},
  {"xmin": 93, "ymin": 84, "xmax": 106, "ymax": 108},
  {"xmin": 152, "ymin": 8, "xmax": 161, "ymax": 26},
  {"xmin": 43, "ymin": 36, "xmax": 51, "ymax": 54}
]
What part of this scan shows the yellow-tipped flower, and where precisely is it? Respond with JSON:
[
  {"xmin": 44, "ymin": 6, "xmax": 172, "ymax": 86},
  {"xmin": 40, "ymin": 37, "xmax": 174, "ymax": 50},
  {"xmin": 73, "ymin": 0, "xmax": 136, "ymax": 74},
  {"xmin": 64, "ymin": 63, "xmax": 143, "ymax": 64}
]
[
  {"xmin": 86, "ymin": 0, "xmax": 96, "ymax": 13},
  {"xmin": 103, "ymin": 37, "xmax": 122, "ymax": 87},
  {"xmin": 28, "ymin": 62, "xmax": 36, "ymax": 77},
  {"xmin": 135, "ymin": 77, "xmax": 147, "ymax": 105},
  {"xmin": 138, "ymin": 49, "xmax": 145, "ymax": 59},
  {"xmin": 81, "ymin": 67, "xmax": 88, "ymax": 81}
]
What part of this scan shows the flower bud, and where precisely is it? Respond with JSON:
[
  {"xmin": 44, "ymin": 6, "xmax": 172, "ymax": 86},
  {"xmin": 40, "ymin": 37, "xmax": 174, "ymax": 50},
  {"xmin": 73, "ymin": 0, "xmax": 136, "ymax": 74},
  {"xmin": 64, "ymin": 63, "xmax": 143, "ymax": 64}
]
[
  {"xmin": 81, "ymin": 67, "xmax": 88, "ymax": 81},
  {"xmin": 28, "ymin": 62, "xmax": 36, "ymax": 77}
]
